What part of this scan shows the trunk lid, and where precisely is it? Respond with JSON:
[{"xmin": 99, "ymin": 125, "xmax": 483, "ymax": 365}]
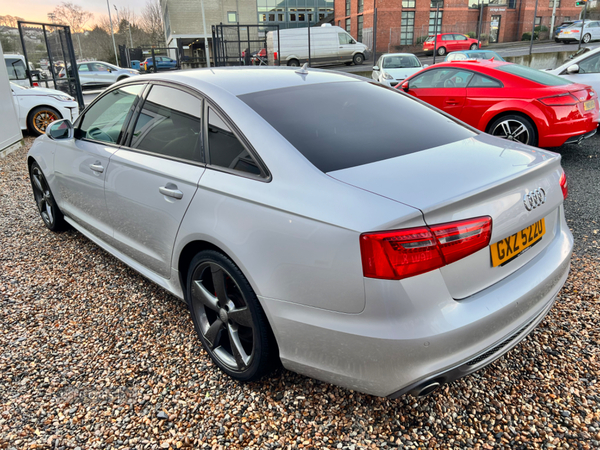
[{"xmin": 328, "ymin": 134, "xmax": 565, "ymax": 299}]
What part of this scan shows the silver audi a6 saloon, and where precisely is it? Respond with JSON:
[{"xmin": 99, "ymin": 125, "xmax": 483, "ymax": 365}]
[{"xmin": 28, "ymin": 67, "xmax": 573, "ymax": 398}]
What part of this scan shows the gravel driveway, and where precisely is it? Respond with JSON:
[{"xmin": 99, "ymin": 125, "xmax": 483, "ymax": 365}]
[{"xmin": 1, "ymin": 136, "xmax": 599, "ymax": 450}]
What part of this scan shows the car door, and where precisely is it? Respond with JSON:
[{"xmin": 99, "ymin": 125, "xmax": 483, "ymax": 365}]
[
  {"xmin": 104, "ymin": 84, "xmax": 205, "ymax": 278},
  {"xmin": 453, "ymin": 34, "xmax": 470, "ymax": 50},
  {"xmin": 91, "ymin": 63, "xmax": 114, "ymax": 86},
  {"xmin": 338, "ymin": 32, "xmax": 357, "ymax": 62},
  {"xmin": 563, "ymin": 51, "xmax": 600, "ymax": 94},
  {"xmin": 405, "ymin": 68, "xmax": 472, "ymax": 118},
  {"xmin": 440, "ymin": 34, "xmax": 455, "ymax": 52},
  {"xmin": 462, "ymin": 72, "xmax": 504, "ymax": 128},
  {"xmin": 590, "ymin": 22, "xmax": 600, "ymax": 40},
  {"xmin": 77, "ymin": 63, "xmax": 93, "ymax": 86},
  {"xmin": 53, "ymin": 84, "xmax": 145, "ymax": 242}
]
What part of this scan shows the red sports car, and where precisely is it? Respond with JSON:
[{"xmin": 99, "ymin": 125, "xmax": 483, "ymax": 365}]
[
  {"xmin": 423, "ymin": 33, "xmax": 480, "ymax": 56},
  {"xmin": 397, "ymin": 60, "xmax": 599, "ymax": 147}
]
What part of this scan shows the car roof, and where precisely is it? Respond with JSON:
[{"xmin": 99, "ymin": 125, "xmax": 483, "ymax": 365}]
[
  {"xmin": 381, "ymin": 53, "xmax": 418, "ymax": 57},
  {"xmin": 136, "ymin": 66, "xmax": 366, "ymax": 96},
  {"xmin": 434, "ymin": 60, "xmax": 509, "ymax": 69}
]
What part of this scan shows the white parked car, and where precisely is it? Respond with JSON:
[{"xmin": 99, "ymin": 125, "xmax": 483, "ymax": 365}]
[
  {"xmin": 372, "ymin": 53, "xmax": 425, "ymax": 87},
  {"xmin": 11, "ymin": 82, "xmax": 79, "ymax": 136},
  {"xmin": 546, "ymin": 46, "xmax": 600, "ymax": 97},
  {"xmin": 60, "ymin": 61, "xmax": 139, "ymax": 88},
  {"xmin": 556, "ymin": 21, "xmax": 600, "ymax": 44}
]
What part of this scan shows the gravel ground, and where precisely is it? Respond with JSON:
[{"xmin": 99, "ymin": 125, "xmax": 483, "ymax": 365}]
[{"xmin": 1, "ymin": 136, "xmax": 599, "ymax": 450}]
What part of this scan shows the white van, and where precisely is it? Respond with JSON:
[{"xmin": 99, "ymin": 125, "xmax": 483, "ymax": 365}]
[
  {"xmin": 4, "ymin": 54, "xmax": 31, "ymax": 87},
  {"xmin": 267, "ymin": 25, "xmax": 371, "ymax": 67}
]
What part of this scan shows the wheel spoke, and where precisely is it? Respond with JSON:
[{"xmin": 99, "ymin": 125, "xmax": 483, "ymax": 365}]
[
  {"xmin": 512, "ymin": 124, "xmax": 527, "ymax": 139},
  {"xmin": 32, "ymin": 174, "xmax": 44, "ymax": 193},
  {"xmin": 227, "ymin": 324, "xmax": 250, "ymax": 369},
  {"xmin": 191, "ymin": 279, "xmax": 220, "ymax": 312},
  {"xmin": 204, "ymin": 318, "xmax": 223, "ymax": 348},
  {"xmin": 210, "ymin": 265, "xmax": 228, "ymax": 306},
  {"xmin": 45, "ymin": 201, "xmax": 54, "ymax": 224},
  {"xmin": 228, "ymin": 306, "xmax": 253, "ymax": 328},
  {"xmin": 500, "ymin": 121, "xmax": 512, "ymax": 137}
]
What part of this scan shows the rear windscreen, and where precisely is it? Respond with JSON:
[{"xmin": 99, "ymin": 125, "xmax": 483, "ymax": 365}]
[{"xmin": 239, "ymin": 81, "xmax": 476, "ymax": 173}]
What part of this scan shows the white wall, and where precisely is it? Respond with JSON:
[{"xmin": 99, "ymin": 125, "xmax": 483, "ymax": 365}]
[{"xmin": 0, "ymin": 41, "xmax": 23, "ymax": 156}]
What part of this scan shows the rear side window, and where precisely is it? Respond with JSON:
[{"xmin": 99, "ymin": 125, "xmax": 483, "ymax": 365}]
[
  {"xmin": 239, "ymin": 81, "xmax": 475, "ymax": 173},
  {"xmin": 442, "ymin": 35, "xmax": 453, "ymax": 41},
  {"xmin": 130, "ymin": 85, "xmax": 202, "ymax": 162},
  {"xmin": 468, "ymin": 73, "xmax": 502, "ymax": 87},
  {"xmin": 496, "ymin": 64, "xmax": 572, "ymax": 86},
  {"xmin": 207, "ymin": 108, "xmax": 262, "ymax": 176}
]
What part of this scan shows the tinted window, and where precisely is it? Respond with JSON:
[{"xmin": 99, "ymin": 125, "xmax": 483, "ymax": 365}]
[
  {"xmin": 454, "ymin": 34, "xmax": 467, "ymax": 40},
  {"xmin": 207, "ymin": 108, "xmax": 261, "ymax": 176},
  {"xmin": 579, "ymin": 52, "xmax": 600, "ymax": 73},
  {"xmin": 78, "ymin": 64, "xmax": 90, "ymax": 72},
  {"xmin": 468, "ymin": 73, "xmax": 502, "ymax": 87},
  {"xmin": 410, "ymin": 68, "xmax": 474, "ymax": 88},
  {"xmin": 239, "ymin": 82, "xmax": 475, "ymax": 173},
  {"xmin": 79, "ymin": 84, "xmax": 144, "ymax": 143},
  {"xmin": 496, "ymin": 64, "xmax": 572, "ymax": 86},
  {"xmin": 5, "ymin": 58, "xmax": 27, "ymax": 80},
  {"xmin": 130, "ymin": 85, "xmax": 202, "ymax": 162}
]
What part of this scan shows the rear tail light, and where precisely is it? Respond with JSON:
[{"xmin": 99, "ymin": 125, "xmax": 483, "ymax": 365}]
[
  {"xmin": 274, "ymin": 52, "xmax": 278, "ymax": 60},
  {"xmin": 559, "ymin": 169, "xmax": 568, "ymax": 200},
  {"xmin": 539, "ymin": 93, "xmax": 579, "ymax": 106},
  {"xmin": 360, "ymin": 216, "xmax": 492, "ymax": 280}
]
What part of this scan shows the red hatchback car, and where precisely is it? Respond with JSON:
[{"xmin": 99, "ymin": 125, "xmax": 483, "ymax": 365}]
[
  {"xmin": 397, "ymin": 60, "xmax": 599, "ymax": 147},
  {"xmin": 423, "ymin": 33, "xmax": 480, "ymax": 56}
]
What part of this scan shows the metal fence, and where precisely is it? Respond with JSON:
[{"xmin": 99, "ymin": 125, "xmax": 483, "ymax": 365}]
[{"xmin": 212, "ymin": 24, "xmax": 280, "ymax": 67}]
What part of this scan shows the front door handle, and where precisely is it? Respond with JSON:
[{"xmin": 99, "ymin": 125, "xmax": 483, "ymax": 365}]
[
  {"xmin": 159, "ymin": 183, "xmax": 183, "ymax": 200},
  {"xmin": 89, "ymin": 162, "xmax": 104, "ymax": 173},
  {"xmin": 445, "ymin": 98, "xmax": 459, "ymax": 105}
]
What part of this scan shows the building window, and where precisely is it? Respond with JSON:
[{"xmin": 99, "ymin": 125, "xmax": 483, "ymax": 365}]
[
  {"xmin": 430, "ymin": 0, "xmax": 443, "ymax": 7},
  {"xmin": 346, "ymin": 18, "xmax": 351, "ymax": 32},
  {"xmin": 402, "ymin": 0, "xmax": 416, "ymax": 7},
  {"xmin": 429, "ymin": 11, "xmax": 443, "ymax": 34},
  {"xmin": 508, "ymin": 0, "xmax": 516, "ymax": 8},
  {"xmin": 535, "ymin": 16, "xmax": 541, "ymax": 26},
  {"xmin": 227, "ymin": 11, "xmax": 237, "ymax": 23},
  {"xmin": 290, "ymin": 9, "xmax": 297, "ymax": 21},
  {"xmin": 358, "ymin": 0, "xmax": 364, "ymax": 13},
  {"xmin": 357, "ymin": 15, "xmax": 363, "ymax": 42},
  {"xmin": 401, "ymin": 11, "xmax": 415, "ymax": 45},
  {"xmin": 346, "ymin": 0, "xmax": 351, "ymax": 16}
]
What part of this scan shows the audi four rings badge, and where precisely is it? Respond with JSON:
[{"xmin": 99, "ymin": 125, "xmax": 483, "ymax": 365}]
[{"xmin": 524, "ymin": 188, "xmax": 546, "ymax": 211}]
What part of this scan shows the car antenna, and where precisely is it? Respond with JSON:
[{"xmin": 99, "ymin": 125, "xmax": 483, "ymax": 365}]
[{"xmin": 295, "ymin": 63, "xmax": 309, "ymax": 75}]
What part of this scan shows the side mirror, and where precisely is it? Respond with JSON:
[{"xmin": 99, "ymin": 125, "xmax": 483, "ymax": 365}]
[
  {"xmin": 566, "ymin": 63, "xmax": 580, "ymax": 74},
  {"xmin": 423, "ymin": 64, "xmax": 429, "ymax": 68},
  {"xmin": 46, "ymin": 119, "xmax": 74, "ymax": 141},
  {"xmin": 401, "ymin": 81, "xmax": 410, "ymax": 92},
  {"xmin": 373, "ymin": 65, "xmax": 380, "ymax": 71}
]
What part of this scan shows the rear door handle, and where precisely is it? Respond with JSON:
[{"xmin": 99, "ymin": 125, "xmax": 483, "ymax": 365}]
[
  {"xmin": 89, "ymin": 162, "xmax": 104, "ymax": 173},
  {"xmin": 159, "ymin": 183, "xmax": 183, "ymax": 200}
]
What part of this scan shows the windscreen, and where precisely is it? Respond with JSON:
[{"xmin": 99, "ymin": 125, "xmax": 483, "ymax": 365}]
[
  {"xmin": 496, "ymin": 64, "xmax": 573, "ymax": 86},
  {"xmin": 383, "ymin": 55, "xmax": 421, "ymax": 68},
  {"xmin": 239, "ymin": 81, "xmax": 476, "ymax": 173}
]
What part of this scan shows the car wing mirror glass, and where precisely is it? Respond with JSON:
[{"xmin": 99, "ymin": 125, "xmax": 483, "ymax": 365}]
[
  {"xmin": 423, "ymin": 64, "xmax": 429, "ymax": 68},
  {"xmin": 373, "ymin": 65, "xmax": 379, "ymax": 71},
  {"xmin": 566, "ymin": 63, "xmax": 580, "ymax": 74},
  {"xmin": 47, "ymin": 119, "xmax": 74, "ymax": 141}
]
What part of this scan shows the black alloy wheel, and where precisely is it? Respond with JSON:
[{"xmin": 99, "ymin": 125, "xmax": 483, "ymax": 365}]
[
  {"xmin": 29, "ymin": 162, "xmax": 67, "ymax": 231},
  {"xmin": 187, "ymin": 250, "xmax": 277, "ymax": 381}
]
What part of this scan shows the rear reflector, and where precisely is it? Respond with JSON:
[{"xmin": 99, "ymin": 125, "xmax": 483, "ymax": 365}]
[
  {"xmin": 360, "ymin": 216, "xmax": 492, "ymax": 280},
  {"xmin": 539, "ymin": 93, "xmax": 579, "ymax": 106},
  {"xmin": 559, "ymin": 169, "xmax": 568, "ymax": 199}
]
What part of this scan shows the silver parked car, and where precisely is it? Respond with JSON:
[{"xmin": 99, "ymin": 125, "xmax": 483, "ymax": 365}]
[
  {"xmin": 28, "ymin": 67, "xmax": 573, "ymax": 398},
  {"xmin": 74, "ymin": 61, "xmax": 139, "ymax": 88}
]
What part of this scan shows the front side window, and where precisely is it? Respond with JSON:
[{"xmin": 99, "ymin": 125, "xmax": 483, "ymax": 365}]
[
  {"xmin": 454, "ymin": 34, "xmax": 468, "ymax": 40},
  {"xmin": 578, "ymin": 53, "xmax": 600, "ymax": 73},
  {"xmin": 401, "ymin": 12, "xmax": 415, "ymax": 45},
  {"xmin": 339, "ymin": 32, "xmax": 355, "ymax": 44},
  {"xmin": 6, "ymin": 58, "xmax": 27, "ymax": 80},
  {"xmin": 409, "ymin": 68, "xmax": 474, "ymax": 88},
  {"xmin": 79, "ymin": 84, "xmax": 144, "ymax": 144},
  {"xmin": 130, "ymin": 85, "xmax": 202, "ymax": 162},
  {"xmin": 207, "ymin": 108, "xmax": 261, "ymax": 176}
]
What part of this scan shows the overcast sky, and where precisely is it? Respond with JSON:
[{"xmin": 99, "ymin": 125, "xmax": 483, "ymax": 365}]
[{"xmin": 4, "ymin": 0, "xmax": 150, "ymax": 26}]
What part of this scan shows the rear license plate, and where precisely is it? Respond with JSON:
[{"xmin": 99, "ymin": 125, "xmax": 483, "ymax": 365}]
[
  {"xmin": 490, "ymin": 218, "xmax": 545, "ymax": 267},
  {"xmin": 584, "ymin": 99, "xmax": 596, "ymax": 111}
]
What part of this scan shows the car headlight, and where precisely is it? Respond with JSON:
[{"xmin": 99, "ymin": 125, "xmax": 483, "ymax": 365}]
[
  {"xmin": 50, "ymin": 94, "xmax": 74, "ymax": 102},
  {"xmin": 382, "ymin": 72, "xmax": 394, "ymax": 80},
  {"xmin": 128, "ymin": 70, "xmax": 138, "ymax": 74}
]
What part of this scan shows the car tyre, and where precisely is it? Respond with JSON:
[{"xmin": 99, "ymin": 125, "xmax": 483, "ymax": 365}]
[
  {"xmin": 582, "ymin": 33, "xmax": 591, "ymax": 44},
  {"xmin": 287, "ymin": 59, "xmax": 300, "ymax": 67},
  {"xmin": 29, "ymin": 161, "xmax": 68, "ymax": 232},
  {"xmin": 470, "ymin": 43, "xmax": 478, "ymax": 50},
  {"xmin": 353, "ymin": 53, "xmax": 364, "ymax": 65},
  {"xmin": 28, "ymin": 106, "xmax": 61, "ymax": 136},
  {"xmin": 488, "ymin": 114, "xmax": 538, "ymax": 147},
  {"xmin": 186, "ymin": 250, "xmax": 278, "ymax": 382},
  {"xmin": 437, "ymin": 46, "xmax": 447, "ymax": 56}
]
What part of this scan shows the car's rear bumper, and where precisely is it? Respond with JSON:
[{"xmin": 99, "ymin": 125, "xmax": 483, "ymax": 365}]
[
  {"xmin": 260, "ymin": 207, "xmax": 572, "ymax": 397},
  {"xmin": 539, "ymin": 117, "xmax": 598, "ymax": 147}
]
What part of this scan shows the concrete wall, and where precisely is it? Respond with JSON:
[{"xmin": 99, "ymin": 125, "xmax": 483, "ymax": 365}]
[{"xmin": 505, "ymin": 51, "xmax": 575, "ymax": 70}]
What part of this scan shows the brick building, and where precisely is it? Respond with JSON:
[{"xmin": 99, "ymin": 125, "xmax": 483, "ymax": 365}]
[{"xmin": 334, "ymin": 0, "xmax": 586, "ymax": 54}]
